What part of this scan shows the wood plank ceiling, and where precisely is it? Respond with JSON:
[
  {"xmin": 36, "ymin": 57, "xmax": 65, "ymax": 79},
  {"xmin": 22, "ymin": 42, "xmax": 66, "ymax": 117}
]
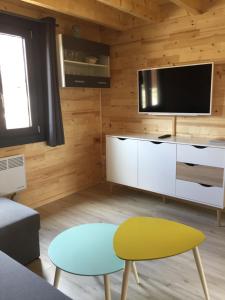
[{"xmin": 19, "ymin": 0, "xmax": 211, "ymax": 30}]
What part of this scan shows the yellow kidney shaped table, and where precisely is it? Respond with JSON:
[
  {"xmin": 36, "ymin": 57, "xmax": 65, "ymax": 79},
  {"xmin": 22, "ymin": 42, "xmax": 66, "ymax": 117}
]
[{"xmin": 114, "ymin": 217, "xmax": 210, "ymax": 300}]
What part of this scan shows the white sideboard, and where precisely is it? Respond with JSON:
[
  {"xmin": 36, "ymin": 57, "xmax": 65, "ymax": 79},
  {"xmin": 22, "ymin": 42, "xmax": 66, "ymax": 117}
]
[{"xmin": 106, "ymin": 134, "xmax": 225, "ymax": 225}]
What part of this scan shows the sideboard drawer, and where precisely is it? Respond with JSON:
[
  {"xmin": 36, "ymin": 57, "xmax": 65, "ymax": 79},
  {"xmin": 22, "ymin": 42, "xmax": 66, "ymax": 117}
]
[
  {"xmin": 176, "ymin": 162, "xmax": 224, "ymax": 187},
  {"xmin": 176, "ymin": 179, "xmax": 224, "ymax": 208},
  {"xmin": 177, "ymin": 144, "xmax": 225, "ymax": 167}
]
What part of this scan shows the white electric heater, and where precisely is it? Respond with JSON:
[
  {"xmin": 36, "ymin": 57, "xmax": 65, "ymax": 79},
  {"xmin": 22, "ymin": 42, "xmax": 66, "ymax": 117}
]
[{"xmin": 0, "ymin": 154, "xmax": 26, "ymax": 196}]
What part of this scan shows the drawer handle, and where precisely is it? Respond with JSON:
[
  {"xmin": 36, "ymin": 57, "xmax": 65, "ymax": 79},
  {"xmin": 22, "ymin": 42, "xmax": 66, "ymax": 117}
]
[
  {"xmin": 199, "ymin": 183, "xmax": 212, "ymax": 188},
  {"xmin": 74, "ymin": 80, "xmax": 85, "ymax": 83},
  {"xmin": 150, "ymin": 141, "xmax": 163, "ymax": 145},
  {"xmin": 118, "ymin": 138, "xmax": 127, "ymax": 141},
  {"xmin": 184, "ymin": 163, "xmax": 198, "ymax": 167},
  {"xmin": 193, "ymin": 145, "xmax": 207, "ymax": 149}
]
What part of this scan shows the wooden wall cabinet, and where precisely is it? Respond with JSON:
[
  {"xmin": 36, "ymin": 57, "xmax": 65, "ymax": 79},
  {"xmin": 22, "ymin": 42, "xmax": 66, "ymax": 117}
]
[{"xmin": 57, "ymin": 34, "xmax": 110, "ymax": 88}]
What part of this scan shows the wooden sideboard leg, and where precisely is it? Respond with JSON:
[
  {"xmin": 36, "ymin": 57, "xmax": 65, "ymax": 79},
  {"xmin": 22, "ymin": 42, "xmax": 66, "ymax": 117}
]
[
  {"xmin": 162, "ymin": 196, "xmax": 167, "ymax": 204},
  {"xmin": 10, "ymin": 192, "xmax": 17, "ymax": 201},
  {"xmin": 109, "ymin": 182, "xmax": 114, "ymax": 193},
  {"xmin": 217, "ymin": 210, "xmax": 222, "ymax": 227}
]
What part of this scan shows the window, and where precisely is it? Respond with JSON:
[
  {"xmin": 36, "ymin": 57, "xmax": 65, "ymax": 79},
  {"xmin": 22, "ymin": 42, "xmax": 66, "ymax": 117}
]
[
  {"xmin": 0, "ymin": 33, "xmax": 31, "ymax": 129},
  {"xmin": 0, "ymin": 15, "xmax": 46, "ymax": 148}
]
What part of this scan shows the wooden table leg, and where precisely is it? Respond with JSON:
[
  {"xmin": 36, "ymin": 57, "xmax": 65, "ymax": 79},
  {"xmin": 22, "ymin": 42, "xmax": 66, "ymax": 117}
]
[
  {"xmin": 162, "ymin": 196, "xmax": 167, "ymax": 204},
  {"xmin": 53, "ymin": 267, "xmax": 61, "ymax": 288},
  {"xmin": 104, "ymin": 274, "xmax": 111, "ymax": 300},
  {"xmin": 121, "ymin": 260, "xmax": 132, "ymax": 300},
  {"xmin": 132, "ymin": 262, "xmax": 140, "ymax": 285},
  {"xmin": 192, "ymin": 247, "xmax": 210, "ymax": 300}
]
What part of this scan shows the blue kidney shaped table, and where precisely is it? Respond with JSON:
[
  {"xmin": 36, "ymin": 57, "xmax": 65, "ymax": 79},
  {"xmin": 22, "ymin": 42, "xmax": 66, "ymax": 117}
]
[{"xmin": 49, "ymin": 223, "xmax": 126, "ymax": 300}]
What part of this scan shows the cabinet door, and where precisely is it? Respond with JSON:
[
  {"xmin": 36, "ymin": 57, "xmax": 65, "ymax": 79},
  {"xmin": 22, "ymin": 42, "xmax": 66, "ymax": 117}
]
[
  {"xmin": 106, "ymin": 137, "xmax": 138, "ymax": 187},
  {"xmin": 138, "ymin": 141, "xmax": 176, "ymax": 196}
]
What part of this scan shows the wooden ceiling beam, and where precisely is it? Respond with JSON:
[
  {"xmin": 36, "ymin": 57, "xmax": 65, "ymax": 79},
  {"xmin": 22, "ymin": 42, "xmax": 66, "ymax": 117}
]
[
  {"xmin": 96, "ymin": 0, "xmax": 161, "ymax": 22},
  {"xmin": 170, "ymin": 0, "xmax": 207, "ymax": 15},
  {"xmin": 19, "ymin": 0, "xmax": 136, "ymax": 30}
]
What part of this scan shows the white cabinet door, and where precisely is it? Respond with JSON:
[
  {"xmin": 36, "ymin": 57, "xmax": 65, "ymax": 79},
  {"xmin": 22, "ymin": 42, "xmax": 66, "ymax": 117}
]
[
  {"xmin": 106, "ymin": 137, "xmax": 138, "ymax": 187},
  {"xmin": 138, "ymin": 141, "xmax": 176, "ymax": 196}
]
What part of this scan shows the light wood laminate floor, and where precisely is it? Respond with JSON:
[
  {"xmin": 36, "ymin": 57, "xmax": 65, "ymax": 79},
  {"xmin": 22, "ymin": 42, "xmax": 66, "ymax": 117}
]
[{"xmin": 28, "ymin": 183, "xmax": 225, "ymax": 300}]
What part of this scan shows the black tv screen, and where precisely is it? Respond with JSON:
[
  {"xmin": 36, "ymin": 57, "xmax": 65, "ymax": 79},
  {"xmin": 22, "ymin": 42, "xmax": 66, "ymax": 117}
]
[{"xmin": 138, "ymin": 63, "xmax": 213, "ymax": 115}]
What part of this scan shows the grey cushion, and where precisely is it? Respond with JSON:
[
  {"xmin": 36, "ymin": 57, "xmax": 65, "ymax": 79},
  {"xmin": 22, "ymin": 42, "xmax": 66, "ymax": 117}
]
[
  {"xmin": 0, "ymin": 198, "xmax": 39, "ymax": 229},
  {"xmin": 0, "ymin": 250, "xmax": 71, "ymax": 300},
  {"xmin": 0, "ymin": 198, "xmax": 40, "ymax": 264}
]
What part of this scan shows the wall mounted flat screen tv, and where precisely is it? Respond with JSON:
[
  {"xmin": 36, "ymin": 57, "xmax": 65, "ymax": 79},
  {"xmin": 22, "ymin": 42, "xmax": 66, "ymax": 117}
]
[{"xmin": 138, "ymin": 63, "xmax": 214, "ymax": 115}]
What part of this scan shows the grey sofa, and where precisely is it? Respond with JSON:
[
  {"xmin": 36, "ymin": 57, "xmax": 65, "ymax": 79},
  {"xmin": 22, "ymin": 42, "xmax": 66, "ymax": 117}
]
[
  {"xmin": 0, "ymin": 197, "xmax": 40, "ymax": 264},
  {"xmin": 0, "ymin": 250, "xmax": 71, "ymax": 300}
]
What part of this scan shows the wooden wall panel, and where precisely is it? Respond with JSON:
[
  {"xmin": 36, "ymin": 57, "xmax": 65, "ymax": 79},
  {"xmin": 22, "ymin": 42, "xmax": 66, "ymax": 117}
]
[
  {"xmin": 101, "ymin": 1, "xmax": 225, "ymax": 148},
  {"xmin": 0, "ymin": 1, "xmax": 102, "ymax": 207},
  {"xmin": 2, "ymin": 0, "xmax": 225, "ymax": 207}
]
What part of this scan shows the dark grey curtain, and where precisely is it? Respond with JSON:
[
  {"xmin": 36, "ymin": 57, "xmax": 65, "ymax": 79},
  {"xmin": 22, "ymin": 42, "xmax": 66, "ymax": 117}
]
[{"xmin": 41, "ymin": 17, "xmax": 65, "ymax": 147}]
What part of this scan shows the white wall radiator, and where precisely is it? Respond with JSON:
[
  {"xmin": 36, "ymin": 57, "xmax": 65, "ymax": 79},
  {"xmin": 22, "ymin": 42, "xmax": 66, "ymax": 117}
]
[{"xmin": 0, "ymin": 155, "xmax": 27, "ymax": 196}]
